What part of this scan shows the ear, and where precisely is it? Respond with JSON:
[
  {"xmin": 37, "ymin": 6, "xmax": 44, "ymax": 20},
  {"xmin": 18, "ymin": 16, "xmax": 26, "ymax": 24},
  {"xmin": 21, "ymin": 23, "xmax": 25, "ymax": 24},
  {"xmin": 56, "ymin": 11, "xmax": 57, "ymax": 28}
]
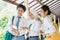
[{"xmin": 45, "ymin": 10, "xmax": 48, "ymax": 15}]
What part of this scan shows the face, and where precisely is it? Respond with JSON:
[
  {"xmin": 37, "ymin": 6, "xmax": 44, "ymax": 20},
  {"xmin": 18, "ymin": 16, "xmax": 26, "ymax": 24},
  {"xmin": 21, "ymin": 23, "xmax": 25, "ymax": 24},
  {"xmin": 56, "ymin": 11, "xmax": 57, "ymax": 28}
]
[
  {"xmin": 40, "ymin": 9, "xmax": 45, "ymax": 17},
  {"xmin": 17, "ymin": 7, "xmax": 24, "ymax": 16},
  {"xmin": 29, "ymin": 12, "xmax": 34, "ymax": 19},
  {"xmin": 40, "ymin": 9, "xmax": 48, "ymax": 17}
]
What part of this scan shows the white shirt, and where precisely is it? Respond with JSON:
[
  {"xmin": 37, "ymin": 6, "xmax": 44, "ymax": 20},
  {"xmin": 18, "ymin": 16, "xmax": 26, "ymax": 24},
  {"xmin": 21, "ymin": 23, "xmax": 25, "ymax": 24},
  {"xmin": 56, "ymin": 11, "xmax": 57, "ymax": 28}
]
[
  {"xmin": 7, "ymin": 15, "xmax": 28, "ymax": 36},
  {"xmin": 41, "ymin": 16, "xmax": 56, "ymax": 36},
  {"xmin": 28, "ymin": 19, "xmax": 41, "ymax": 36}
]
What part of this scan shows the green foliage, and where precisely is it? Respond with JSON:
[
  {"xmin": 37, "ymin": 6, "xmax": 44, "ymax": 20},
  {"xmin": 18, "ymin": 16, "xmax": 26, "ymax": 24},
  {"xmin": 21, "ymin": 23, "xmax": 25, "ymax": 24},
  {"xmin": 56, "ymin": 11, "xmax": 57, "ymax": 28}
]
[
  {"xmin": 0, "ymin": 16, "xmax": 8, "ymax": 40},
  {"xmin": 0, "ymin": 16, "xmax": 8, "ymax": 29}
]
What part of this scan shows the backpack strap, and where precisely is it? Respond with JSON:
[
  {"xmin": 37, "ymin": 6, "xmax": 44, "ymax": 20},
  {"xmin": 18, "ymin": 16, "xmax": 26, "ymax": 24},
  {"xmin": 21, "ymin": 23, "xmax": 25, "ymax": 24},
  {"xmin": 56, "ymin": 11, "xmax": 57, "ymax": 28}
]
[{"xmin": 12, "ymin": 16, "xmax": 15, "ymax": 25}]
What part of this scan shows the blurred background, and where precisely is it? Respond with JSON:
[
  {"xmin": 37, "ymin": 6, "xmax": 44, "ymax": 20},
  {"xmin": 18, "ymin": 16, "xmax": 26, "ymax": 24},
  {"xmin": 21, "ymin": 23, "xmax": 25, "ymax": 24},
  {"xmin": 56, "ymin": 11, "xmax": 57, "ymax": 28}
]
[{"xmin": 0, "ymin": 0, "xmax": 60, "ymax": 40}]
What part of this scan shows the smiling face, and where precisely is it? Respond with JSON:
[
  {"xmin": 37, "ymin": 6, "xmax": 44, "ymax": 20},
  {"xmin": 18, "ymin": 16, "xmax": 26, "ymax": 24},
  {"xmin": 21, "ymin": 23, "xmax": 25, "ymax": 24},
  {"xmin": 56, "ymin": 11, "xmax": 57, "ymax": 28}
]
[{"xmin": 17, "ymin": 7, "xmax": 24, "ymax": 16}]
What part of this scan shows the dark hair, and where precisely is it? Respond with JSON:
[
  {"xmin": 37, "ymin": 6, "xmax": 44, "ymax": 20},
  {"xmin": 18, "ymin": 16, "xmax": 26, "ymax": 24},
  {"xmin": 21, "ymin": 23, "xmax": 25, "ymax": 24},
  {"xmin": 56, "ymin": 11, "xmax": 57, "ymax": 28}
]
[
  {"xmin": 17, "ymin": 4, "xmax": 26, "ymax": 12},
  {"xmin": 41, "ymin": 5, "xmax": 51, "ymax": 15}
]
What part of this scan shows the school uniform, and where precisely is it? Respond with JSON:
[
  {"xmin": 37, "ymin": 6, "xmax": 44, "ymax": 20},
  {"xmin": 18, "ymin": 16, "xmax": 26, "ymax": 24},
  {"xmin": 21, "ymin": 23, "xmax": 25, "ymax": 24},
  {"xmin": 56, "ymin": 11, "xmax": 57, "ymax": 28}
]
[
  {"xmin": 7, "ymin": 15, "xmax": 28, "ymax": 40},
  {"xmin": 27, "ymin": 19, "xmax": 41, "ymax": 40},
  {"xmin": 41, "ymin": 16, "xmax": 56, "ymax": 36}
]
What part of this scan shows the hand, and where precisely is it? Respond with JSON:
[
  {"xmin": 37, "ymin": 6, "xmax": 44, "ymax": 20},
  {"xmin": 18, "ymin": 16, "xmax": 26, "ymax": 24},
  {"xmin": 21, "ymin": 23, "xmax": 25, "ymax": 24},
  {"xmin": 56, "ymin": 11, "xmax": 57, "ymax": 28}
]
[
  {"xmin": 21, "ymin": 27, "xmax": 29, "ymax": 30},
  {"xmin": 12, "ymin": 28, "xmax": 20, "ymax": 35},
  {"xmin": 12, "ymin": 28, "xmax": 17, "ymax": 33},
  {"xmin": 15, "ymin": 30, "xmax": 20, "ymax": 36}
]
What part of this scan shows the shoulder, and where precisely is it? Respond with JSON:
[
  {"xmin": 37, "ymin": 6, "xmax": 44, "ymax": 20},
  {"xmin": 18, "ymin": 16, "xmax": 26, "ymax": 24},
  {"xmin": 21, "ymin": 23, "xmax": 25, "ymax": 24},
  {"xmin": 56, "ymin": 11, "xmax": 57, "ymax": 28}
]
[
  {"xmin": 9, "ymin": 15, "xmax": 15, "ymax": 20},
  {"xmin": 20, "ymin": 16, "xmax": 28, "ymax": 22},
  {"xmin": 44, "ymin": 16, "xmax": 51, "ymax": 22},
  {"xmin": 11, "ymin": 15, "xmax": 16, "ymax": 18},
  {"xmin": 34, "ymin": 20, "xmax": 41, "ymax": 25},
  {"xmin": 21, "ymin": 17, "xmax": 27, "ymax": 21}
]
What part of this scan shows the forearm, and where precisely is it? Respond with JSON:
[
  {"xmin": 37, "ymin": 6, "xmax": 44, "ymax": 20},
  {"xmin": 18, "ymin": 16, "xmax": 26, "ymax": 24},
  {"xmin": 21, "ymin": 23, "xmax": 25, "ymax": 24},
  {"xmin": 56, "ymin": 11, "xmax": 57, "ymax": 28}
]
[{"xmin": 21, "ymin": 27, "xmax": 29, "ymax": 30}]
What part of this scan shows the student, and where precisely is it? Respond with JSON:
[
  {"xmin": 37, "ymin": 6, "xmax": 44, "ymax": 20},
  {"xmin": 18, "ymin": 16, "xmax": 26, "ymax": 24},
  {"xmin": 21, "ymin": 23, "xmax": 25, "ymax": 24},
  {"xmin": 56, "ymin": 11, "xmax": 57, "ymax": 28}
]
[
  {"xmin": 27, "ymin": 12, "xmax": 41, "ymax": 40},
  {"xmin": 39, "ymin": 5, "xmax": 56, "ymax": 39},
  {"xmin": 5, "ymin": 4, "xmax": 27, "ymax": 40}
]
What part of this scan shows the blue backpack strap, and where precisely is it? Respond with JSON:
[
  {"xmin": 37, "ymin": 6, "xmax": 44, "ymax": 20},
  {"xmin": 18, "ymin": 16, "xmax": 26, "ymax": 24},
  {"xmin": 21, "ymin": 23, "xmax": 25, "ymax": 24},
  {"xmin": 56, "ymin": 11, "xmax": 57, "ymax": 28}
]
[{"xmin": 12, "ymin": 16, "xmax": 15, "ymax": 25}]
